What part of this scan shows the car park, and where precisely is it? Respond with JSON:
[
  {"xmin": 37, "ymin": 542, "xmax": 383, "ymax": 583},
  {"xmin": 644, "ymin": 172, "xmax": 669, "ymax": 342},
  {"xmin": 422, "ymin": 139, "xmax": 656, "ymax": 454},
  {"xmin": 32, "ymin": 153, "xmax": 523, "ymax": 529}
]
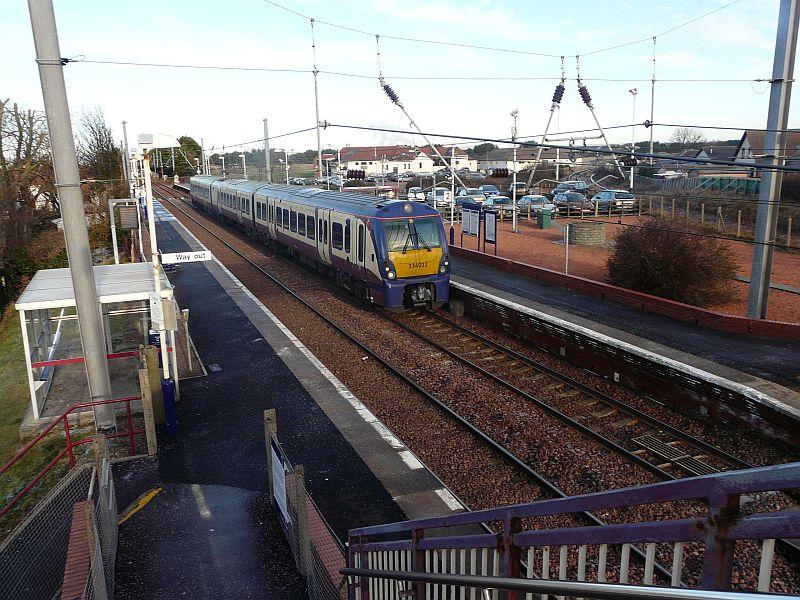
[
  {"xmin": 552, "ymin": 180, "xmax": 590, "ymax": 196},
  {"xmin": 553, "ymin": 191, "xmax": 593, "ymax": 214},
  {"xmin": 426, "ymin": 188, "xmax": 453, "ymax": 207},
  {"xmin": 591, "ymin": 189, "xmax": 637, "ymax": 211},
  {"xmin": 507, "ymin": 182, "xmax": 529, "ymax": 197},
  {"xmin": 478, "ymin": 184, "xmax": 500, "ymax": 196},
  {"xmin": 517, "ymin": 194, "xmax": 558, "ymax": 215},
  {"xmin": 456, "ymin": 187, "xmax": 486, "ymax": 205},
  {"xmin": 406, "ymin": 186, "xmax": 426, "ymax": 201}
]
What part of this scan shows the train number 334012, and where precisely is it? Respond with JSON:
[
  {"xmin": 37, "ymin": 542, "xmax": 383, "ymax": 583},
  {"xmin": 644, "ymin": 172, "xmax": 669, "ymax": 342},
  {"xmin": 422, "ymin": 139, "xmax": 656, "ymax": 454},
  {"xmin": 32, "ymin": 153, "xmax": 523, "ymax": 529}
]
[{"xmin": 410, "ymin": 261, "xmax": 429, "ymax": 269}]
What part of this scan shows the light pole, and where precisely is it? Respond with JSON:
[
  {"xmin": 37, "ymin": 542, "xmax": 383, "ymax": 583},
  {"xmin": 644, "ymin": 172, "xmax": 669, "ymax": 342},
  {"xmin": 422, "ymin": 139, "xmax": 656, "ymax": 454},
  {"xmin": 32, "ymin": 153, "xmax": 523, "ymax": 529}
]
[
  {"xmin": 285, "ymin": 149, "xmax": 290, "ymax": 183},
  {"xmin": 629, "ymin": 88, "xmax": 638, "ymax": 190},
  {"xmin": 220, "ymin": 155, "xmax": 226, "ymax": 177},
  {"xmin": 511, "ymin": 109, "xmax": 519, "ymax": 233},
  {"xmin": 239, "ymin": 154, "xmax": 247, "ymax": 179}
]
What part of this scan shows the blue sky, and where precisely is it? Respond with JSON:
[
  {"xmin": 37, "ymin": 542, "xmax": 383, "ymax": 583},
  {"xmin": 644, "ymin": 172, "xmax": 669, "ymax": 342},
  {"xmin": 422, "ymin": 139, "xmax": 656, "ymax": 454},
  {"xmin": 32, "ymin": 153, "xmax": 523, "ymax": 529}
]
[{"xmin": 1, "ymin": 0, "xmax": 791, "ymax": 154}]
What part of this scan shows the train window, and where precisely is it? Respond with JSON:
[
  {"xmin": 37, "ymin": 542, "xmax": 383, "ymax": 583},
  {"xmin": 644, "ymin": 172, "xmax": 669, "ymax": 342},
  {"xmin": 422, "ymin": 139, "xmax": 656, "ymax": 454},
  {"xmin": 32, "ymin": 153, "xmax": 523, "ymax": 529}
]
[
  {"xmin": 344, "ymin": 219, "xmax": 351, "ymax": 253},
  {"xmin": 282, "ymin": 208, "xmax": 289, "ymax": 228},
  {"xmin": 358, "ymin": 223, "xmax": 365, "ymax": 262},
  {"xmin": 318, "ymin": 218, "xmax": 322, "ymax": 240},
  {"xmin": 269, "ymin": 205, "xmax": 273, "ymax": 223},
  {"xmin": 298, "ymin": 213, "xmax": 306, "ymax": 236},
  {"xmin": 332, "ymin": 222, "xmax": 343, "ymax": 250},
  {"xmin": 324, "ymin": 221, "xmax": 328, "ymax": 244},
  {"xmin": 290, "ymin": 210, "xmax": 297, "ymax": 232},
  {"xmin": 307, "ymin": 216, "xmax": 315, "ymax": 240},
  {"xmin": 276, "ymin": 208, "xmax": 283, "ymax": 227}
]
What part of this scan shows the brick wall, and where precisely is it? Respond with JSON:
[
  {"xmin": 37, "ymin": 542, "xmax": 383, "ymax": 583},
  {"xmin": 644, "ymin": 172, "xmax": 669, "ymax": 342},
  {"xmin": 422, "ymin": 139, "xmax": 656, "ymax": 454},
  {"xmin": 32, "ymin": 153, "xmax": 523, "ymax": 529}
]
[{"xmin": 568, "ymin": 221, "xmax": 606, "ymax": 246}]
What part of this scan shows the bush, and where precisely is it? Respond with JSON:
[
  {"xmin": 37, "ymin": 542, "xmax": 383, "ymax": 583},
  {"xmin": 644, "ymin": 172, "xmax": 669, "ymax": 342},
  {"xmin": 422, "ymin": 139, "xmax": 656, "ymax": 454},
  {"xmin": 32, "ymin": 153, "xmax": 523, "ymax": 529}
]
[{"xmin": 606, "ymin": 217, "xmax": 738, "ymax": 306}]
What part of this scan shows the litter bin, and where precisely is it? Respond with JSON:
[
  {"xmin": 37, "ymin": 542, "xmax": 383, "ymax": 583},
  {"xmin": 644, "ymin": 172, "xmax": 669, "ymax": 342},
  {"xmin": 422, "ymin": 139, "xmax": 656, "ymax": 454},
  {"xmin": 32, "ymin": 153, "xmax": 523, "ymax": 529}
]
[{"xmin": 539, "ymin": 210, "xmax": 552, "ymax": 229}]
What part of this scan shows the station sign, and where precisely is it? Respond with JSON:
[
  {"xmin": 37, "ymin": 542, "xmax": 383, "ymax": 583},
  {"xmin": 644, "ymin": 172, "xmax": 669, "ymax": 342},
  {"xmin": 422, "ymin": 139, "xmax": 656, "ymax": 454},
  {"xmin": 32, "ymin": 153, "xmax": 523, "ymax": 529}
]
[{"xmin": 160, "ymin": 250, "xmax": 212, "ymax": 264}]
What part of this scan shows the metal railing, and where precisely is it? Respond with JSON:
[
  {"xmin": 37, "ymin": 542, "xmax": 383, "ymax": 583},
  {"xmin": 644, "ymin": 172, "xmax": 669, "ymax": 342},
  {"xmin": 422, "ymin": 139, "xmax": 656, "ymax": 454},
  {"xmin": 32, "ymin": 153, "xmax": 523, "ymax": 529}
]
[
  {"xmin": 340, "ymin": 569, "xmax": 799, "ymax": 600},
  {"xmin": 0, "ymin": 395, "xmax": 143, "ymax": 520},
  {"xmin": 346, "ymin": 462, "xmax": 800, "ymax": 598}
]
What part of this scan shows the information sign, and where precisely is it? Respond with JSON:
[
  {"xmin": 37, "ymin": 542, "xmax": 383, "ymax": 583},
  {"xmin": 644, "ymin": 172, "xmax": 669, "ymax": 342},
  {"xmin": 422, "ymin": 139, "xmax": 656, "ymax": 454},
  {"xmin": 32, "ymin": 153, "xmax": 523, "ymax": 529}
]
[{"xmin": 160, "ymin": 250, "xmax": 211, "ymax": 264}]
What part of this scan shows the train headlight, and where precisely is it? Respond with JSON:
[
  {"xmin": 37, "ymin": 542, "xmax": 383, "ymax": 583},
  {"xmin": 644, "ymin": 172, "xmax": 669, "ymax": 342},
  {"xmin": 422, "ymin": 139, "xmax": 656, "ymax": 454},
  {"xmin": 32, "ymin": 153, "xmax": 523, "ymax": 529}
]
[
  {"xmin": 384, "ymin": 260, "xmax": 397, "ymax": 280},
  {"xmin": 439, "ymin": 255, "xmax": 450, "ymax": 275}
]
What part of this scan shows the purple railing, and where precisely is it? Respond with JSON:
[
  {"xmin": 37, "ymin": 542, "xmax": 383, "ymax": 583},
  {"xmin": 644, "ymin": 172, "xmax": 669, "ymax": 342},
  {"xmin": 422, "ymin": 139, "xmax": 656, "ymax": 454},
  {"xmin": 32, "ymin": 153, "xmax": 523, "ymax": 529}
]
[{"xmin": 347, "ymin": 462, "xmax": 800, "ymax": 598}]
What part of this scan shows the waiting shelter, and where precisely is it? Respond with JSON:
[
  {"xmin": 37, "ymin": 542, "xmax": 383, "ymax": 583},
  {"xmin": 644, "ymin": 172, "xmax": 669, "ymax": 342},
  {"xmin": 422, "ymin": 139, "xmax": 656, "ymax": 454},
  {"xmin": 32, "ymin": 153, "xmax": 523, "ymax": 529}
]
[{"xmin": 14, "ymin": 262, "xmax": 174, "ymax": 420}]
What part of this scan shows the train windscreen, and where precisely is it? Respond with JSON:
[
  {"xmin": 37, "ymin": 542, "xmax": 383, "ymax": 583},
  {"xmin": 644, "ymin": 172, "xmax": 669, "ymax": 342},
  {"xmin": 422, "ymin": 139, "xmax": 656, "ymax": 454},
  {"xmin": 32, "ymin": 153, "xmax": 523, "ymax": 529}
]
[{"xmin": 383, "ymin": 218, "xmax": 442, "ymax": 253}]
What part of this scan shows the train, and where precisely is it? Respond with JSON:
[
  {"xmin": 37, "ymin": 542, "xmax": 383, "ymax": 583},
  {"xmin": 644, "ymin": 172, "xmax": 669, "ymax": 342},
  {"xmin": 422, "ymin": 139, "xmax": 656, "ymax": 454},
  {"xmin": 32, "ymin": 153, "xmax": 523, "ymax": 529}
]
[{"xmin": 187, "ymin": 175, "xmax": 450, "ymax": 310}]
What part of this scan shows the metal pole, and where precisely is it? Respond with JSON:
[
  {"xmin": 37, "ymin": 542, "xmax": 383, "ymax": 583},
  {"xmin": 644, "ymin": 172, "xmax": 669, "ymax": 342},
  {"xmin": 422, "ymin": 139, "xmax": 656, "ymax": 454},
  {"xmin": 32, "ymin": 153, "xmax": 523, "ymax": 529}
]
[
  {"xmin": 221, "ymin": 156, "xmax": 225, "ymax": 177},
  {"xmin": 142, "ymin": 153, "xmax": 170, "ymax": 379},
  {"xmin": 512, "ymin": 110, "xmax": 519, "ymax": 234},
  {"xmin": 748, "ymin": 0, "xmax": 799, "ymax": 318},
  {"xmin": 109, "ymin": 200, "xmax": 119, "ymax": 264},
  {"xmin": 311, "ymin": 19, "xmax": 323, "ymax": 184},
  {"xmin": 630, "ymin": 89, "xmax": 637, "ymax": 190},
  {"xmin": 285, "ymin": 149, "xmax": 290, "ymax": 184},
  {"xmin": 263, "ymin": 118, "xmax": 272, "ymax": 184},
  {"xmin": 170, "ymin": 147, "xmax": 175, "ymax": 175},
  {"xmin": 122, "ymin": 120, "xmax": 132, "ymax": 197},
  {"xmin": 200, "ymin": 137, "xmax": 205, "ymax": 175},
  {"xmin": 649, "ymin": 37, "xmax": 656, "ymax": 165},
  {"xmin": 28, "ymin": 0, "xmax": 114, "ymax": 429},
  {"xmin": 564, "ymin": 223, "xmax": 570, "ymax": 274},
  {"xmin": 449, "ymin": 146, "xmax": 455, "ymax": 243}
]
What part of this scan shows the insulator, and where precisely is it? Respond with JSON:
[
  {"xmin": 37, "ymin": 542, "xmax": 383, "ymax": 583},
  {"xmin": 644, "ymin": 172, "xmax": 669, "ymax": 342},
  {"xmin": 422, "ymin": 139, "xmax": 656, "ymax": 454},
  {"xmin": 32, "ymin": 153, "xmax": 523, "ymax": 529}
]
[
  {"xmin": 578, "ymin": 84, "xmax": 592, "ymax": 106},
  {"xmin": 552, "ymin": 83, "xmax": 565, "ymax": 104},
  {"xmin": 644, "ymin": 119, "xmax": 652, "ymax": 128},
  {"xmin": 382, "ymin": 82, "xmax": 400, "ymax": 105}
]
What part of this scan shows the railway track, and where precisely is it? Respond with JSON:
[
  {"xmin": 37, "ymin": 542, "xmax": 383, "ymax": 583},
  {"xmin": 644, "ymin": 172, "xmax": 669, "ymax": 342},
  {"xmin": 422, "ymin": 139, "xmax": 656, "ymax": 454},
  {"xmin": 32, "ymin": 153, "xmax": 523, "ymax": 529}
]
[{"xmin": 152, "ymin": 182, "xmax": 800, "ymax": 586}]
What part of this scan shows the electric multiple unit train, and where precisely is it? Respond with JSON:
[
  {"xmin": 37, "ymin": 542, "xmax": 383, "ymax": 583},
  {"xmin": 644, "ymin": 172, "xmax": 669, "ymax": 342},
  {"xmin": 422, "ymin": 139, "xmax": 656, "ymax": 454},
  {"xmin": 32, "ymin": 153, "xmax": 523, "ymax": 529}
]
[{"xmin": 188, "ymin": 175, "xmax": 450, "ymax": 309}]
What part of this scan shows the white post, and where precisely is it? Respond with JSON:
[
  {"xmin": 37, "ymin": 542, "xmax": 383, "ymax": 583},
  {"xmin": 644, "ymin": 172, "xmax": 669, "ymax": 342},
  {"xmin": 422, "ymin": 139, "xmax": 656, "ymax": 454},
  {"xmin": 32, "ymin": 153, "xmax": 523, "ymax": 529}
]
[
  {"xmin": 142, "ymin": 154, "xmax": 170, "ymax": 380},
  {"xmin": 109, "ymin": 200, "xmax": 119, "ymax": 264},
  {"xmin": 285, "ymin": 149, "xmax": 290, "ymax": 184},
  {"xmin": 19, "ymin": 309, "xmax": 41, "ymax": 420},
  {"xmin": 649, "ymin": 37, "xmax": 656, "ymax": 165},
  {"xmin": 220, "ymin": 156, "xmax": 226, "ymax": 177},
  {"xmin": 449, "ymin": 146, "xmax": 455, "ymax": 230},
  {"xmin": 263, "ymin": 118, "xmax": 272, "ymax": 184},
  {"xmin": 564, "ymin": 224, "xmax": 570, "ymax": 275},
  {"xmin": 629, "ymin": 88, "xmax": 637, "ymax": 190}
]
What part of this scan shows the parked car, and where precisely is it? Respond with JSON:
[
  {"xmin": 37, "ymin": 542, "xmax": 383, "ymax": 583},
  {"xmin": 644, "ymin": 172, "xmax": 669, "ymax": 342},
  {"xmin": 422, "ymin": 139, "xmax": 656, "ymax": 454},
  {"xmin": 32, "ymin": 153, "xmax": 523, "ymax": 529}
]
[
  {"xmin": 554, "ymin": 192, "xmax": 593, "ymax": 214},
  {"xmin": 507, "ymin": 182, "xmax": 529, "ymax": 197},
  {"xmin": 552, "ymin": 180, "xmax": 590, "ymax": 196},
  {"xmin": 478, "ymin": 184, "xmax": 500, "ymax": 196},
  {"xmin": 456, "ymin": 187, "xmax": 486, "ymax": 205},
  {"xmin": 426, "ymin": 188, "xmax": 453, "ymax": 207},
  {"xmin": 482, "ymin": 195, "xmax": 513, "ymax": 209},
  {"xmin": 406, "ymin": 186, "xmax": 426, "ymax": 201},
  {"xmin": 464, "ymin": 171, "xmax": 486, "ymax": 181},
  {"xmin": 591, "ymin": 189, "xmax": 637, "ymax": 211},
  {"xmin": 517, "ymin": 194, "xmax": 558, "ymax": 215}
]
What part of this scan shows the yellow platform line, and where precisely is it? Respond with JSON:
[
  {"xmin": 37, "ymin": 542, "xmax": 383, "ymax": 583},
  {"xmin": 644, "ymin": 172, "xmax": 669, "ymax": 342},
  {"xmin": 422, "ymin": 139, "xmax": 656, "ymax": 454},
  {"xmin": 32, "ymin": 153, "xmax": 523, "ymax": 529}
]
[{"xmin": 118, "ymin": 487, "xmax": 162, "ymax": 525}]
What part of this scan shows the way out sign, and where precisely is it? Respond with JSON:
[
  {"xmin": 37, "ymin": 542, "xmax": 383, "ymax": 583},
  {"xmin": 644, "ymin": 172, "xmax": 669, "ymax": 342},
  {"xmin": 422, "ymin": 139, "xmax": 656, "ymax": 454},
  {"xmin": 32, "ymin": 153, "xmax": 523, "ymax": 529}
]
[{"xmin": 160, "ymin": 250, "xmax": 211, "ymax": 264}]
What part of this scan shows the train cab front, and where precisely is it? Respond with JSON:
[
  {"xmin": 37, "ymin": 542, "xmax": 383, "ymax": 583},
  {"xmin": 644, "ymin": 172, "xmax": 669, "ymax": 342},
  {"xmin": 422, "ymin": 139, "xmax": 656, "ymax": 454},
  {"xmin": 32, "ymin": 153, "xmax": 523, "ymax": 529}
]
[{"xmin": 374, "ymin": 205, "xmax": 450, "ymax": 310}]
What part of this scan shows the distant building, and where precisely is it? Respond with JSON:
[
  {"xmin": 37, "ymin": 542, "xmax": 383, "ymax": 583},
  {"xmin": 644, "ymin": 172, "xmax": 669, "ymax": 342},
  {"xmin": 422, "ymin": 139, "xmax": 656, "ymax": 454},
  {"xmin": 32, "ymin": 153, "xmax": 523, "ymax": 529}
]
[
  {"xmin": 338, "ymin": 145, "xmax": 476, "ymax": 176},
  {"xmin": 475, "ymin": 146, "xmax": 586, "ymax": 171},
  {"xmin": 732, "ymin": 129, "xmax": 800, "ymax": 175}
]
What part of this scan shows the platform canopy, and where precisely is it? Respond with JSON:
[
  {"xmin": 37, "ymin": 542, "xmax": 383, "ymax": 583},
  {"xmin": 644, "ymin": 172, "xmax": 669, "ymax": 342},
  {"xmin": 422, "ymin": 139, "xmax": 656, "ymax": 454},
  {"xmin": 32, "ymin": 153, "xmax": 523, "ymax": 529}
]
[{"xmin": 15, "ymin": 262, "xmax": 172, "ymax": 311}]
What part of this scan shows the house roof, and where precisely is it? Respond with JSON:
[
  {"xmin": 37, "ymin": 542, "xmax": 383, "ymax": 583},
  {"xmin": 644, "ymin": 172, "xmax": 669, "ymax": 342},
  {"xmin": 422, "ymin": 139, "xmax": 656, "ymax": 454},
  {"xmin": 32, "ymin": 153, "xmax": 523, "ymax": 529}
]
[{"xmin": 735, "ymin": 129, "xmax": 800, "ymax": 160}]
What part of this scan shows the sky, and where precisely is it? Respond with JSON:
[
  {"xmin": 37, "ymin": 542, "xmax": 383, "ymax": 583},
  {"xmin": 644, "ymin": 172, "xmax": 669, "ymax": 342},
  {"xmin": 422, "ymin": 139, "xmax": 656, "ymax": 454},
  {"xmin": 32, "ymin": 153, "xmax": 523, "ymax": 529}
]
[{"xmin": 1, "ymin": 0, "xmax": 793, "ymax": 156}]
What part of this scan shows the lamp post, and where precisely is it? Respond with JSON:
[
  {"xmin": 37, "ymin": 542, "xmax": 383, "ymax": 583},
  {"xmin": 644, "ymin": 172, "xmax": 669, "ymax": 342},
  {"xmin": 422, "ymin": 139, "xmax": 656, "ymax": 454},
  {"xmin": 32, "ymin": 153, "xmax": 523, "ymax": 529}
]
[
  {"xmin": 220, "ymin": 155, "xmax": 226, "ymax": 177},
  {"xmin": 629, "ymin": 88, "xmax": 638, "ymax": 190},
  {"xmin": 239, "ymin": 153, "xmax": 247, "ymax": 179},
  {"xmin": 511, "ymin": 109, "xmax": 519, "ymax": 233}
]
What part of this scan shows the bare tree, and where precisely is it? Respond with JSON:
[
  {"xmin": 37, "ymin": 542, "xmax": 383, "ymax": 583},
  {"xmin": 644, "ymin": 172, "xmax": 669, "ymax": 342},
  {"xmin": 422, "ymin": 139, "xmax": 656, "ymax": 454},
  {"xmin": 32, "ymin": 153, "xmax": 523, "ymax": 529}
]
[
  {"xmin": 77, "ymin": 107, "xmax": 125, "ymax": 209},
  {"xmin": 670, "ymin": 127, "xmax": 705, "ymax": 148},
  {"xmin": 0, "ymin": 99, "xmax": 55, "ymax": 263}
]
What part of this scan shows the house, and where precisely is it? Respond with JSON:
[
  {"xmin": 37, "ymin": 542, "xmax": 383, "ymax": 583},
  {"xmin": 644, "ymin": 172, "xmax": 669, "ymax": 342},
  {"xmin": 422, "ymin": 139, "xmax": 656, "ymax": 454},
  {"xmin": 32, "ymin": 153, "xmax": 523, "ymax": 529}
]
[
  {"xmin": 338, "ymin": 145, "xmax": 476, "ymax": 176},
  {"xmin": 733, "ymin": 129, "xmax": 800, "ymax": 172},
  {"xmin": 476, "ymin": 146, "xmax": 587, "ymax": 171}
]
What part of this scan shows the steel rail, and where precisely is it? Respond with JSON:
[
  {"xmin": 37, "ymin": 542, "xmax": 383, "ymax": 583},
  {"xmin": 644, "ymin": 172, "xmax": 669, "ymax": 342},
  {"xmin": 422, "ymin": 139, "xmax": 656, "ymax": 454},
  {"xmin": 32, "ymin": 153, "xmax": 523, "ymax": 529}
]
[{"xmin": 153, "ymin": 183, "xmax": 676, "ymax": 583}]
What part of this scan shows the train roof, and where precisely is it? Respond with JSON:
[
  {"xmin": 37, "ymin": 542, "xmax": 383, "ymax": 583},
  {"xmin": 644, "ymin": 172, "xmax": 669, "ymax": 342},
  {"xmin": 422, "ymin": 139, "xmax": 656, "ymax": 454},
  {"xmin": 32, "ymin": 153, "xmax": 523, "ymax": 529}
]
[{"xmin": 189, "ymin": 176, "xmax": 440, "ymax": 219}]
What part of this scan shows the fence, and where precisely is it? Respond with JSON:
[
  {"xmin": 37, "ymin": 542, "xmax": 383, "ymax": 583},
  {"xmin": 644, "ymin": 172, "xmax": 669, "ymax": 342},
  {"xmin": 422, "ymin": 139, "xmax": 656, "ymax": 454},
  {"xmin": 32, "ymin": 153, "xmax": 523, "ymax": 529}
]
[
  {"xmin": 0, "ymin": 438, "xmax": 118, "ymax": 600},
  {"xmin": 635, "ymin": 175, "xmax": 761, "ymax": 196},
  {"xmin": 345, "ymin": 461, "xmax": 800, "ymax": 599},
  {"xmin": 264, "ymin": 409, "xmax": 348, "ymax": 600}
]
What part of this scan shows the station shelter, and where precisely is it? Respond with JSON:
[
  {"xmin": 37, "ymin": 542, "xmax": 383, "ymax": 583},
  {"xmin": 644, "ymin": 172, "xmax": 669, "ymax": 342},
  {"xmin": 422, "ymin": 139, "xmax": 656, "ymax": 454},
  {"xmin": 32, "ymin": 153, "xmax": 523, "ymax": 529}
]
[{"xmin": 14, "ymin": 262, "xmax": 174, "ymax": 420}]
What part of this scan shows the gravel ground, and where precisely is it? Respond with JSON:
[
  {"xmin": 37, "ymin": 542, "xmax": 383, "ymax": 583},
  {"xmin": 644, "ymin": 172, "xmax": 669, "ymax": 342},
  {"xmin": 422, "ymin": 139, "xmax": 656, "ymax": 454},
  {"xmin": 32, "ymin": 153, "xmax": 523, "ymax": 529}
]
[{"xmin": 155, "ymin": 185, "xmax": 800, "ymax": 592}]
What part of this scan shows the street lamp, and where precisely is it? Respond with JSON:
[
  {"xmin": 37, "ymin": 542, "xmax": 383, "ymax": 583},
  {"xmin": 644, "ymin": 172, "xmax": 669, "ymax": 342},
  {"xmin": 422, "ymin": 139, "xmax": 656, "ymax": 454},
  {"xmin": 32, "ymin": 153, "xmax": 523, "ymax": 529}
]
[
  {"xmin": 239, "ymin": 153, "xmax": 247, "ymax": 179},
  {"xmin": 511, "ymin": 109, "xmax": 519, "ymax": 233},
  {"xmin": 629, "ymin": 88, "xmax": 638, "ymax": 190}
]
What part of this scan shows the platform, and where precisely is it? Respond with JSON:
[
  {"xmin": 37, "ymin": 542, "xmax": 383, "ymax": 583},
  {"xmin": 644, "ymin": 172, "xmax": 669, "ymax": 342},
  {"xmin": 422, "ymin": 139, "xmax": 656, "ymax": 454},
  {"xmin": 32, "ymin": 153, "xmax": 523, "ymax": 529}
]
[
  {"xmin": 451, "ymin": 255, "xmax": 800, "ymax": 428},
  {"xmin": 115, "ymin": 201, "xmax": 462, "ymax": 597}
]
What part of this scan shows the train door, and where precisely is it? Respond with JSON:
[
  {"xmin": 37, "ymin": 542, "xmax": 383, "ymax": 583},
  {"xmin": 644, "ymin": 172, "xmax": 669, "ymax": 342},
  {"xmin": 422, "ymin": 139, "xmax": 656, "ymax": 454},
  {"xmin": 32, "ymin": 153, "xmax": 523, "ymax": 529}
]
[
  {"xmin": 317, "ymin": 208, "xmax": 331, "ymax": 264},
  {"xmin": 355, "ymin": 218, "xmax": 366, "ymax": 278},
  {"xmin": 268, "ymin": 197, "xmax": 276, "ymax": 238}
]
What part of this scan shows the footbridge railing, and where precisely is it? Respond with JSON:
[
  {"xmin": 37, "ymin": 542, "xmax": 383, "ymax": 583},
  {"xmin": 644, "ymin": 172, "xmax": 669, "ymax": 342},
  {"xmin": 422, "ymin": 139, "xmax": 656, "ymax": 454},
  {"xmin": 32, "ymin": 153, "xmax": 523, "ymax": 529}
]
[{"xmin": 344, "ymin": 462, "xmax": 800, "ymax": 598}]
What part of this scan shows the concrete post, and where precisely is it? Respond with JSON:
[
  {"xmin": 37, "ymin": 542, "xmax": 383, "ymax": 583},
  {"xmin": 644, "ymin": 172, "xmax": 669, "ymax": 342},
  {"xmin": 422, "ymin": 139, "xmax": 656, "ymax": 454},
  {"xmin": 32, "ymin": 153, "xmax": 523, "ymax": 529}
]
[
  {"xmin": 263, "ymin": 118, "xmax": 272, "ymax": 184},
  {"xmin": 264, "ymin": 409, "xmax": 277, "ymax": 504},
  {"xmin": 294, "ymin": 465, "xmax": 313, "ymax": 578},
  {"xmin": 143, "ymin": 345, "xmax": 164, "ymax": 425},
  {"xmin": 27, "ymin": 0, "xmax": 114, "ymax": 429},
  {"xmin": 749, "ymin": 0, "xmax": 800, "ymax": 318}
]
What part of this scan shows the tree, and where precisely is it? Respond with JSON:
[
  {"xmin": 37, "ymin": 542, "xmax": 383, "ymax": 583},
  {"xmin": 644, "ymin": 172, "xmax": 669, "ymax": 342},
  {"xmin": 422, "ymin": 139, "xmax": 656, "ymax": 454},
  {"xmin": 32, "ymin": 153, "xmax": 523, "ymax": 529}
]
[
  {"xmin": 0, "ymin": 99, "xmax": 54, "ymax": 264},
  {"xmin": 669, "ymin": 127, "xmax": 705, "ymax": 148},
  {"xmin": 471, "ymin": 143, "xmax": 497, "ymax": 157},
  {"xmin": 77, "ymin": 108, "xmax": 126, "ymax": 204},
  {"xmin": 606, "ymin": 217, "xmax": 737, "ymax": 306}
]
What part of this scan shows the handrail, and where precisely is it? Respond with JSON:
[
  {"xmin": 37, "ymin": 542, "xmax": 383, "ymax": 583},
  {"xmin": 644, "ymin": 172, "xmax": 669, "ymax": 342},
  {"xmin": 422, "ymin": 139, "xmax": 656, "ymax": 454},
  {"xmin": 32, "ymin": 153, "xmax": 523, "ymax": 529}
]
[
  {"xmin": 340, "ymin": 569, "xmax": 798, "ymax": 600},
  {"xmin": 349, "ymin": 461, "xmax": 800, "ymax": 537},
  {"xmin": 0, "ymin": 395, "xmax": 144, "ymax": 519}
]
